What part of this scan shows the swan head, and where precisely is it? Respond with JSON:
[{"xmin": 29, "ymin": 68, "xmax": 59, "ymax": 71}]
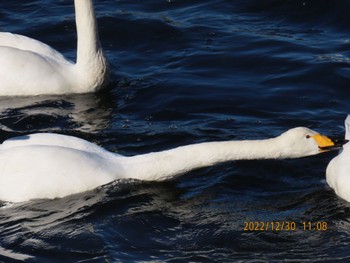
[{"xmin": 277, "ymin": 127, "xmax": 347, "ymax": 158}]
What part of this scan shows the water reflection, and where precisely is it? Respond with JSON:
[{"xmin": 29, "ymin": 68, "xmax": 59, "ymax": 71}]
[
  {"xmin": 0, "ymin": 180, "xmax": 179, "ymax": 261},
  {"xmin": 0, "ymin": 92, "xmax": 115, "ymax": 134}
]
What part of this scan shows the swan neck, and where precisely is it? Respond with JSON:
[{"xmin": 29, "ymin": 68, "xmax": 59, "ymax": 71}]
[
  {"xmin": 124, "ymin": 138, "xmax": 283, "ymax": 181},
  {"xmin": 75, "ymin": 0, "xmax": 104, "ymax": 67}
]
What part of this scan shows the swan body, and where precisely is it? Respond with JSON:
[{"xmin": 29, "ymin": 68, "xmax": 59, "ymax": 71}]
[
  {"xmin": 326, "ymin": 115, "xmax": 350, "ymax": 202},
  {"xmin": 0, "ymin": 127, "xmax": 338, "ymax": 203},
  {"xmin": 0, "ymin": 0, "xmax": 108, "ymax": 96}
]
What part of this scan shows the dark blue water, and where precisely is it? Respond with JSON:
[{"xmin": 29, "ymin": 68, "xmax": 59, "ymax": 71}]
[{"xmin": 0, "ymin": 0, "xmax": 350, "ymax": 262}]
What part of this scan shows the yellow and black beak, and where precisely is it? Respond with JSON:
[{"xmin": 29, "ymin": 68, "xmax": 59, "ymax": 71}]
[{"xmin": 312, "ymin": 134, "xmax": 348, "ymax": 151}]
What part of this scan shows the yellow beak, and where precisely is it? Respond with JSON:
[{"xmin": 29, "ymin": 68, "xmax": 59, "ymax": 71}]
[{"xmin": 312, "ymin": 134, "xmax": 335, "ymax": 148}]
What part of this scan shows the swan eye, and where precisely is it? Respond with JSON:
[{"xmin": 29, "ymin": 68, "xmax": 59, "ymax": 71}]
[{"xmin": 306, "ymin": 135, "xmax": 311, "ymax": 139}]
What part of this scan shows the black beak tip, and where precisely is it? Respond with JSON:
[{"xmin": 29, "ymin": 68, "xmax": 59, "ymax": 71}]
[
  {"xmin": 333, "ymin": 138, "xmax": 349, "ymax": 147},
  {"xmin": 319, "ymin": 138, "xmax": 349, "ymax": 151}
]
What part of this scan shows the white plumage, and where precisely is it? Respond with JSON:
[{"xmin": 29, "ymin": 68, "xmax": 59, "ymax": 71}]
[
  {"xmin": 0, "ymin": 128, "xmax": 337, "ymax": 203},
  {"xmin": 326, "ymin": 115, "xmax": 350, "ymax": 202},
  {"xmin": 0, "ymin": 0, "xmax": 108, "ymax": 96}
]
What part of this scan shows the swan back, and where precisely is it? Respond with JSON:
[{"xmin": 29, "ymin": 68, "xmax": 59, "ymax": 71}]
[
  {"xmin": 0, "ymin": 32, "xmax": 69, "ymax": 64},
  {"xmin": 0, "ymin": 133, "xmax": 122, "ymax": 202},
  {"xmin": 0, "ymin": 145, "xmax": 119, "ymax": 202},
  {"xmin": 1, "ymin": 133, "xmax": 116, "ymax": 158}
]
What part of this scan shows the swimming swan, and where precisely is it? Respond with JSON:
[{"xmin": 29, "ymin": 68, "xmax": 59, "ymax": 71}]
[
  {"xmin": 326, "ymin": 115, "xmax": 350, "ymax": 202},
  {"xmin": 0, "ymin": 127, "xmax": 343, "ymax": 203},
  {"xmin": 0, "ymin": 0, "xmax": 108, "ymax": 96}
]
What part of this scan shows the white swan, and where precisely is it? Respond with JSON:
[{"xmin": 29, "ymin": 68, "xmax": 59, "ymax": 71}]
[
  {"xmin": 0, "ymin": 127, "xmax": 342, "ymax": 203},
  {"xmin": 326, "ymin": 115, "xmax": 350, "ymax": 202},
  {"xmin": 0, "ymin": 0, "xmax": 108, "ymax": 96}
]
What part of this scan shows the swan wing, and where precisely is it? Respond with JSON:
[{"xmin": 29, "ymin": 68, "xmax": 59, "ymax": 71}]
[
  {"xmin": 0, "ymin": 145, "xmax": 120, "ymax": 202},
  {"xmin": 0, "ymin": 45, "xmax": 76, "ymax": 96},
  {"xmin": 0, "ymin": 32, "xmax": 70, "ymax": 64},
  {"xmin": 1, "ymin": 133, "xmax": 115, "ymax": 157}
]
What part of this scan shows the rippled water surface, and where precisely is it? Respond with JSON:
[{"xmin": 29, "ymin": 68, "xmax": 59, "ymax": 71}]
[{"xmin": 1, "ymin": 0, "xmax": 350, "ymax": 262}]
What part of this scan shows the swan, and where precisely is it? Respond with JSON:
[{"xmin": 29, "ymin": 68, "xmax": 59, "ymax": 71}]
[
  {"xmin": 0, "ymin": 127, "xmax": 343, "ymax": 203},
  {"xmin": 326, "ymin": 115, "xmax": 350, "ymax": 202},
  {"xmin": 0, "ymin": 0, "xmax": 108, "ymax": 96}
]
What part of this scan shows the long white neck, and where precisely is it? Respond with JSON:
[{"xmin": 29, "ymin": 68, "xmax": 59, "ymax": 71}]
[
  {"xmin": 74, "ymin": 0, "xmax": 108, "ymax": 90},
  {"xmin": 121, "ymin": 137, "xmax": 286, "ymax": 181}
]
